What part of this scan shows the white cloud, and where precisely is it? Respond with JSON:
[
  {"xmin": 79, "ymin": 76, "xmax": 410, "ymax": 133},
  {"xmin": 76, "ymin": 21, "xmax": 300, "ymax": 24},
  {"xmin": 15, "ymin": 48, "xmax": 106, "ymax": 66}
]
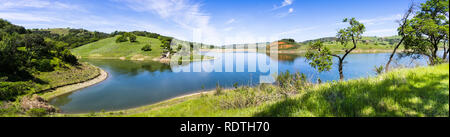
[
  {"xmin": 0, "ymin": 0, "xmax": 84, "ymax": 11},
  {"xmin": 117, "ymin": 0, "xmax": 209, "ymax": 29},
  {"xmin": 224, "ymin": 27, "xmax": 233, "ymax": 31},
  {"xmin": 276, "ymin": 8, "xmax": 295, "ymax": 18},
  {"xmin": 288, "ymin": 8, "xmax": 294, "ymax": 13},
  {"xmin": 0, "ymin": 0, "xmax": 50, "ymax": 9},
  {"xmin": 364, "ymin": 28, "xmax": 397, "ymax": 36},
  {"xmin": 0, "ymin": 12, "xmax": 57, "ymax": 22},
  {"xmin": 225, "ymin": 18, "xmax": 235, "ymax": 24},
  {"xmin": 360, "ymin": 14, "xmax": 402, "ymax": 26},
  {"xmin": 282, "ymin": 0, "xmax": 294, "ymax": 7},
  {"xmin": 117, "ymin": 0, "xmax": 221, "ymax": 45},
  {"xmin": 278, "ymin": 26, "xmax": 318, "ymax": 35},
  {"xmin": 273, "ymin": 0, "xmax": 294, "ymax": 10}
]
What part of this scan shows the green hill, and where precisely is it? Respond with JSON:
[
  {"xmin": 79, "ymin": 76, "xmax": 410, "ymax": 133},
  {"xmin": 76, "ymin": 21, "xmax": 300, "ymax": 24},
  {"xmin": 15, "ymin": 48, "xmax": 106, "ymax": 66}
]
[
  {"xmin": 40, "ymin": 28, "xmax": 70, "ymax": 35},
  {"xmin": 297, "ymin": 36, "xmax": 403, "ymax": 50},
  {"xmin": 213, "ymin": 36, "xmax": 405, "ymax": 51},
  {"xmin": 72, "ymin": 35, "xmax": 163, "ymax": 60}
]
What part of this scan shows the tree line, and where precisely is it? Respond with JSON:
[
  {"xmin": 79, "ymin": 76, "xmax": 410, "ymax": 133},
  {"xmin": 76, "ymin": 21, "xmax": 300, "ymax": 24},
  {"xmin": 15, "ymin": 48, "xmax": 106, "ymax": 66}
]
[{"xmin": 30, "ymin": 28, "xmax": 110, "ymax": 49}]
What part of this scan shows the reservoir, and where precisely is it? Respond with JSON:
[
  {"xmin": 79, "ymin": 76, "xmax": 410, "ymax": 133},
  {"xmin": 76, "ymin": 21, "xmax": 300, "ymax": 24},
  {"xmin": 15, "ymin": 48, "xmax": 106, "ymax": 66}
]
[{"xmin": 49, "ymin": 52, "xmax": 433, "ymax": 113}]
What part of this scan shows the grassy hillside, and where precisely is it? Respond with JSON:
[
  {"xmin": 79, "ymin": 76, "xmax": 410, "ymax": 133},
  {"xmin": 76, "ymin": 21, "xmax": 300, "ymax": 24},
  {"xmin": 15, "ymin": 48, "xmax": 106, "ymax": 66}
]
[
  {"xmin": 295, "ymin": 36, "xmax": 404, "ymax": 51},
  {"xmin": 62, "ymin": 63, "xmax": 449, "ymax": 117},
  {"xmin": 72, "ymin": 35, "xmax": 163, "ymax": 60},
  {"xmin": 215, "ymin": 36, "xmax": 405, "ymax": 52},
  {"xmin": 40, "ymin": 28, "xmax": 70, "ymax": 35}
]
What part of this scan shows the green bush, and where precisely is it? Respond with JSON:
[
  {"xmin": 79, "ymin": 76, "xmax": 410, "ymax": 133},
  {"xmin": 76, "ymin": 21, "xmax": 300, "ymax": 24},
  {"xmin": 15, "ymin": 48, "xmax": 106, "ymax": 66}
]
[
  {"xmin": 0, "ymin": 81, "xmax": 34, "ymax": 101},
  {"xmin": 33, "ymin": 59, "xmax": 55, "ymax": 72},
  {"xmin": 31, "ymin": 58, "xmax": 64, "ymax": 72},
  {"xmin": 60, "ymin": 49, "xmax": 78, "ymax": 65},
  {"xmin": 115, "ymin": 35, "xmax": 128, "ymax": 43},
  {"xmin": 374, "ymin": 65, "xmax": 384, "ymax": 75},
  {"xmin": 26, "ymin": 108, "xmax": 48, "ymax": 117},
  {"xmin": 141, "ymin": 44, "xmax": 152, "ymax": 51},
  {"xmin": 129, "ymin": 34, "xmax": 137, "ymax": 42}
]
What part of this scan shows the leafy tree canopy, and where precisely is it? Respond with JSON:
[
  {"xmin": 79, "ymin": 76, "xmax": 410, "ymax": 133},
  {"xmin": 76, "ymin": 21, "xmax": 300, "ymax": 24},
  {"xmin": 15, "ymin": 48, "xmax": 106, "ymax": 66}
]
[{"xmin": 403, "ymin": 0, "xmax": 449, "ymax": 64}]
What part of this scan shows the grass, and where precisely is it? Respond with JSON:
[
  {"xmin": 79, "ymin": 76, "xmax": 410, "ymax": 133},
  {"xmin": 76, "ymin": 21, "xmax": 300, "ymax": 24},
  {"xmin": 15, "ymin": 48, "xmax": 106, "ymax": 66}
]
[
  {"xmin": 256, "ymin": 64, "xmax": 449, "ymax": 117},
  {"xmin": 41, "ymin": 28, "xmax": 70, "ymax": 35},
  {"xmin": 34, "ymin": 63, "xmax": 100, "ymax": 93},
  {"xmin": 72, "ymin": 36, "xmax": 163, "ymax": 60},
  {"xmin": 59, "ymin": 63, "xmax": 449, "ymax": 117}
]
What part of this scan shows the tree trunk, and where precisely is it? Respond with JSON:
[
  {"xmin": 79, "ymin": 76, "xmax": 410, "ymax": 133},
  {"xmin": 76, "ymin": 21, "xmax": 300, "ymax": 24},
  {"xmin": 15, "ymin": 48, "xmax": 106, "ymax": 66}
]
[
  {"xmin": 338, "ymin": 58, "xmax": 344, "ymax": 81},
  {"xmin": 447, "ymin": 46, "xmax": 450, "ymax": 61},
  {"xmin": 431, "ymin": 42, "xmax": 439, "ymax": 65},
  {"xmin": 332, "ymin": 36, "xmax": 357, "ymax": 81},
  {"xmin": 385, "ymin": 38, "xmax": 404, "ymax": 72},
  {"xmin": 443, "ymin": 42, "xmax": 448, "ymax": 60}
]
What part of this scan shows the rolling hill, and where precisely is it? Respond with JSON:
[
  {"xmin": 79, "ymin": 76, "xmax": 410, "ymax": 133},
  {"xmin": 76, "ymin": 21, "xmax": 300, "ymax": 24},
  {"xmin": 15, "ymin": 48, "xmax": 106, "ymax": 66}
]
[
  {"xmin": 296, "ymin": 36, "xmax": 403, "ymax": 50},
  {"xmin": 213, "ymin": 36, "xmax": 404, "ymax": 51},
  {"xmin": 40, "ymin": 28, "xmax": 71, "ymax": 35},
  {"xmin": 71, "ymin": 35, "xmax": 163, "ymax": 60}
]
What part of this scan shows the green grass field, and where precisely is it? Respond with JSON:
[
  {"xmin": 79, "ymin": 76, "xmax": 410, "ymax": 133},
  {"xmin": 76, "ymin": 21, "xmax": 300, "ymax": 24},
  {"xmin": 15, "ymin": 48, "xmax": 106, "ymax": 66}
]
[
  {"xmin": 41, "ymin": 28, "xmax": 70, "ymax": 35},
  {"xmin": 72, "ymin": 36, "xmax": 163, "ymax": 60},
  {"xmin": 60, "ymin": 63, "xmax": 449, "ymax": 117}
]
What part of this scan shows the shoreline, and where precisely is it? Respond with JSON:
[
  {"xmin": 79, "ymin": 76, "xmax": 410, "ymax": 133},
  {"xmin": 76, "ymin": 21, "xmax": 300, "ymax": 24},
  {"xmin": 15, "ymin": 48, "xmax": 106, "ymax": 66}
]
[
  {"xmin": 77, "ymin": 56, "xmax": 216, "ymax": 63},
  {"xmin": 200, "ymin": 48, "xmax": 400, "ymax": 54},
  {"xmin": 41, "ymin": 65, "xmax": 108, "ymax": 100},
  {"xmin": 59, "ymin": 89, "xmax": 227, "ymax": 115},
  {"xmin": 60, "ymin": 90, "xmax": 218, "ymax": 115}
]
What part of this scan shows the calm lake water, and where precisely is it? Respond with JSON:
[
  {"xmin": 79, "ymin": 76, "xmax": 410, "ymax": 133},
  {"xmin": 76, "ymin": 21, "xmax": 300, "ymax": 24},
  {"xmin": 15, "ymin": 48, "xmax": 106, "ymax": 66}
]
[{"xmin": 50, "ymin": 52, "xmax": 433, "ymax": 113}]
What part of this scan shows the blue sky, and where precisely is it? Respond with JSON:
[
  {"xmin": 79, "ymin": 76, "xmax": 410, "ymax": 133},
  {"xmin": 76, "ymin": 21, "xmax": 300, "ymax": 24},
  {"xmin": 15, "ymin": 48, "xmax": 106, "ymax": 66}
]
[{"xmin": 0, "ymin": 0, "xmax": 425, "ymax": 45}]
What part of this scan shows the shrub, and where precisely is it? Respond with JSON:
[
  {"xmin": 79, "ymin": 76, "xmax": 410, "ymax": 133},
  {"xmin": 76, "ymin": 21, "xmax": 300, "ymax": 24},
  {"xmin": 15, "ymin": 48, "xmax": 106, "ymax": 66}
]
[
  {"xmin": 33, "ymin": 59, "xmax": 55, "ymax": 72},
  {"xmin": 275, "ymin": 71, "xmax": 310, "ymax": 96},
  {"xmin": 220, "ymin": 86, "xmax": 282, "ymax": 109},
  {"xmin": 129, "ymin": 34, "xmax": 137, "ymax": 42},
  {"xmin": 374, "ymin": 65, "xmax": 384, "ymax": 75},
  {"xmin": 0, "ymin": 102, "xmax": 21, "ymax": 116},
  {"xmin": 0, "ymin": 77, "xmax": 7, "ymax": 82},
  {"xmin": 26, "ymin": 108, "xmax": 48, "ymax": 117},
  {"xmin": 233, "ymin": 82, "xmax": 239, "ymax": 89},
  {"xmin": 0, "ymin": 81, "xmax": 34, "ymax": 101},
  {"xmin": 141, "ymin": 44, "xmax": 152, "ymax": 51},
  {"xmin": 215, "ymin": 82, "xmax": 222, "ymax": 95},
  {"xmin": 115, "ymin": 35, "xmax": 128, "ymax": 43},
  {"xmin": 60, "ymin": 49, "xmax": 78, "ymax": 65}
]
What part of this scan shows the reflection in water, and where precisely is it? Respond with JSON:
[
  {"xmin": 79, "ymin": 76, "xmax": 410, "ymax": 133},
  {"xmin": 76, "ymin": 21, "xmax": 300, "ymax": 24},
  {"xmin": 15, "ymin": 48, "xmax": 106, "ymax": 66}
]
[
  {"xmin": 274, "ymin": 53, "xmax": 303, "ymax": 63},
  {"xmin": 50, "ymin": 93, "xmax": 72, "ymax": 107},
  {"xmin": 82, "ymin": 59, "xmax": 172, "ymax": 76},
  {"xmin": 50, "ymin": 52, "xmax": 433, "ymax": 113}
]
